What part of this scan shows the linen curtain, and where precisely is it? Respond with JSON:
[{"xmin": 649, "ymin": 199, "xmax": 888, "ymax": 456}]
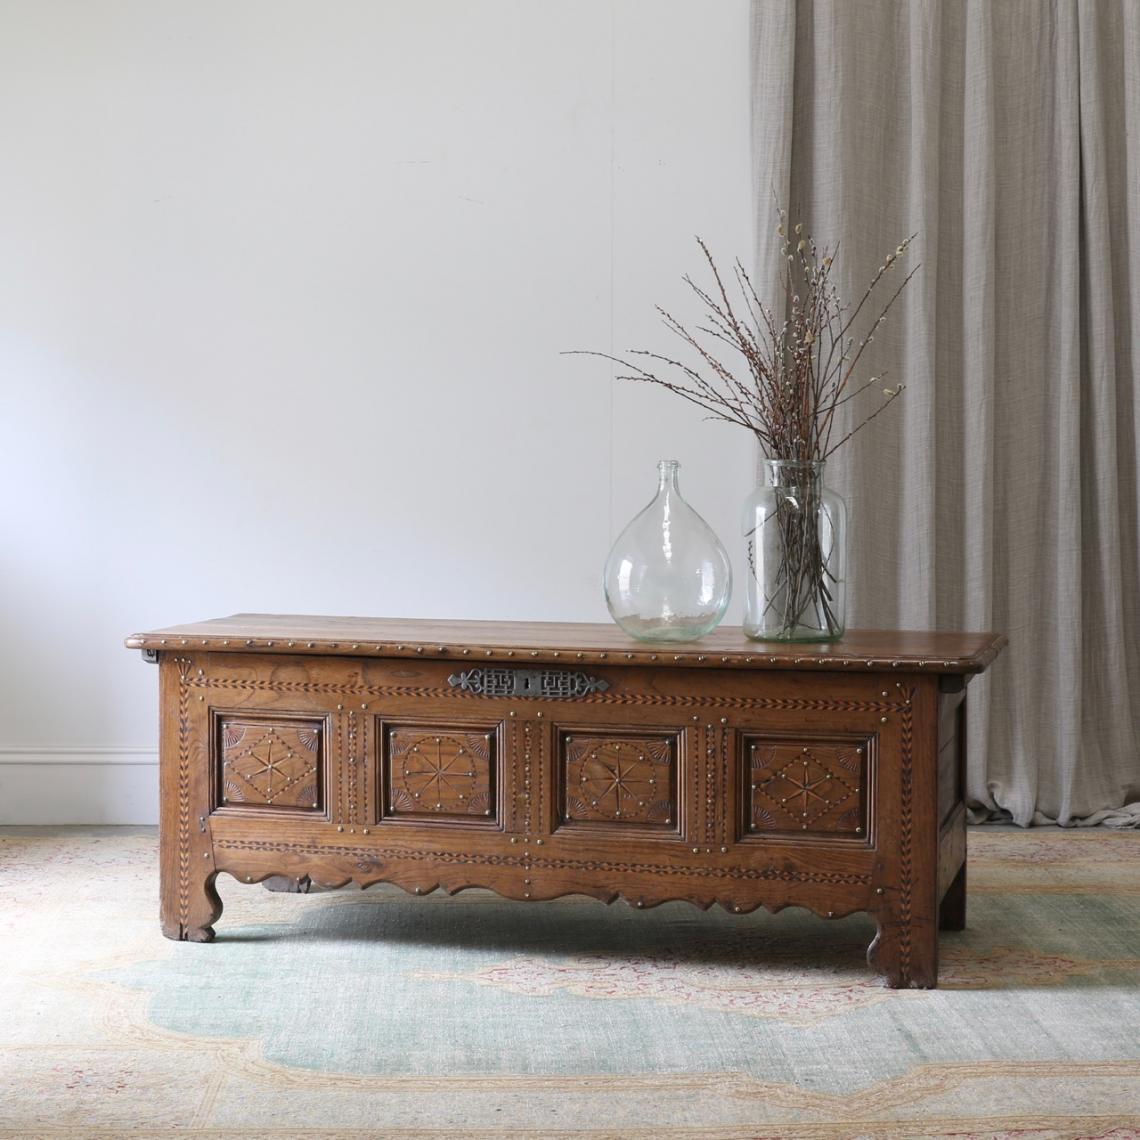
[{"xmin": 750, "ymin": 0, "xmax": 1140, "ymax": 826}]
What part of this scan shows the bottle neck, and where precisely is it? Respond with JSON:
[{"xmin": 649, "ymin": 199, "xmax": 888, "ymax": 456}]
[{"xmin": 657, "ymin": 460, "xmax": 682, "ymax": 494}]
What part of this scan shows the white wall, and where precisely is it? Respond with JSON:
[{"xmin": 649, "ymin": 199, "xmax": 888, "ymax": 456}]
[{"xmin": 0, "ymin": 0, "xmax": 753, "ymax": 823}]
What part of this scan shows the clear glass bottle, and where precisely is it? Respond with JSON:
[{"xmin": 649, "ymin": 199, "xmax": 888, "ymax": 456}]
[
  {"xmin": 742, "ymin": 459, "xmax": 847, "ymax": 641},
  {"xmin": 604, "ymin": 460, "xmax": 732, "ymax": 642}
]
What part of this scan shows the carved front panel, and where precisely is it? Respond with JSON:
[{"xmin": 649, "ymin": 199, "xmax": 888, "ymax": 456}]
[
  {"xmin": 560, "ymin": 733, "xmax": 676, "ymax": 828},
  {"xmin": 382, "ymin": 726, "xmax": 496, "ymax": 821},
  {"xmin": 744, "ymin": 736, "xmax": 868, "ymax": 837},
  {"xmin": 218, "ymin": 716, "xmax": 323, "ymax": 811}
]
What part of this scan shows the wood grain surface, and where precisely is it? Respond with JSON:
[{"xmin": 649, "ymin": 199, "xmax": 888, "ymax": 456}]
[{"xmin": 127, "ymin": 613, "xmax": 1007, "ymax": 673}]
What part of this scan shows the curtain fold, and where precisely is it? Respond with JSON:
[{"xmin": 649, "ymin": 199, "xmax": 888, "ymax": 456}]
[{"xmin": 750, "ymin": 0, "xmax": 1140, "ymax": 826}]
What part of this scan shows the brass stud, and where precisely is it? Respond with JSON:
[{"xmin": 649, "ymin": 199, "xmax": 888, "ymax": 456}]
[
  {"xmin": 535, "ymin": 838, "xmax": 544, "ymax": 846},
  {"xmin": 875, "ymin": 887, "xmax": 884, "ymax": 895},
  {"xmin": 720, "ymin": 717, "xmax": 728, "ymax": 725},
  {"xmin": 720, "ymin": 846, "xmax": 728, "ymax": 854},
  {"xmin": 881, "ymin": 716, "xmax": 888, "ymax": 723},
  {"xmin": 856, "ymin": 826, "xmax": 864, "ymax": 835},
  {"xmin": 202, "ymin": 852, "xmax": 209, "ymax": 859},
  {"xmin": 337, "ymin": 825, "xmax": 344, "ymax": 832},
  {"xmin": 510, "ymin": 837, "xmax": 518, "ymax": 844},
  {"xmin": 692, "ymin": 847, "xmax": 700, "ymax": 854},
  {"xmin": 362, "ymin": 828, "xmax": 370, "ymax": 835},
  {"xmin": 246, "ymin": 875, "xmax": 252, "ymax": 882}
]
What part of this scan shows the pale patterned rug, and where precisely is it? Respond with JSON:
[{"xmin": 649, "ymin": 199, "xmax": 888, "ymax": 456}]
[{"xmin": 0, "ymin": 826, "xmax": 1138, "ymax": 1139}]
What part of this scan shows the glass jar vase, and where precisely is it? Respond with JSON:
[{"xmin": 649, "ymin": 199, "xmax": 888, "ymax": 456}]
[
  {"xmin": 742, "ymin": 459, "xmax": 847, "ymax": 641},
  {"xmin": 604, "ymin": 460, "xmax": 732, "ymax": 641}
]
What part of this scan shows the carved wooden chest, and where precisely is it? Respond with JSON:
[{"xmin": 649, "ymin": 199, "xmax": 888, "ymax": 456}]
[{"xmin": 126, "ymin": 615, "xmax": 1005, "ymax": 988}]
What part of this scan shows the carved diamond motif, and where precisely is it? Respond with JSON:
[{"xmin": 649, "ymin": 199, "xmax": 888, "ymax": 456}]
[
  {"xmin": 385, "ymin": 727, "xmax": 495, "ymax": 819},
  {"xmin": 220, "ymin": 719, "xmax": 322, "ymax": 810},
  {"xmin": 562, "ymin": 734, "xmax": 675, "ymax": 826},
  {"xmin": 747, "ymin": 738, "xmax": 866, "ymax": 835}
]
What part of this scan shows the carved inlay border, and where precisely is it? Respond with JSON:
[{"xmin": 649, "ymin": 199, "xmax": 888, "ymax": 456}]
[
  {"xmin": 177, "ymin": 658, "xmax": 192, "ymax": 928},
  {"xmin": 898, "ymin": 687, "xmax": 916, "ymax": 976},
  {"xmin": 188, "ymin": 674, "xmax": 910, "ymax": 716},
  {"xmin": 212, "ymin": 839, "xmax": 871, "ymax": 887}
]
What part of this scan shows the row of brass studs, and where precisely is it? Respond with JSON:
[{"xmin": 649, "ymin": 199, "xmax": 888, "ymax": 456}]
[{"xmin": 147, "ymin": 636, "xmax": 962, "ymax": 670}]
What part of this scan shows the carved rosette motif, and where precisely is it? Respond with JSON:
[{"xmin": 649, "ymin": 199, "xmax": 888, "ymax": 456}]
[
  {"xmin": 385, "ymin": 728, "xmax": 494, "ymax": 818},
  {"xmin": 746, "ymin": 738, "xmax": 866, "ymax": 836},
  {"xmin": 562, "ymin": 735, "xmax": 674, "ymax": 826},
  {"xmin": 220, "ymin": 719, "xmax": 322, "ymax": 810}
]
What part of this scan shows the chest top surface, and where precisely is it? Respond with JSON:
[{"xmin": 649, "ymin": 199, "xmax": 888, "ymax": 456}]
[{"xmin": 125, "ymin": 614, "xmax": 1006, "ymax": 675}]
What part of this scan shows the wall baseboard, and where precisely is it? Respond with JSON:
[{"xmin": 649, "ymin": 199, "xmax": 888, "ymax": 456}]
[{"xmin": 0, "ymin": 754, "xmax": 158, "ymax": 824}]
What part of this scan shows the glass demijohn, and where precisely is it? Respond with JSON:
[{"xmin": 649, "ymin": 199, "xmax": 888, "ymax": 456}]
[
  {"xmin": 742, "ymin": 459, "xmax": 847, "ymax": 641},
  {"xmin": 604, "ymin": 460, "xmax": 732, "ymax": 641}
]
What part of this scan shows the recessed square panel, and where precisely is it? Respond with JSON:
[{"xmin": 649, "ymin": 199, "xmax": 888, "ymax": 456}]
[
  {"xmin": 560, "ymin": 732, "xmax": 677, "ymax": 828},
  {"xmin": 217, "ymin": 716, "xmax": 324, "ymax": 812},
  {"xmin": 744, "ymin": 735, "xmax": 868, "ymax": 837},
  {"xmin": 382, "ymin": 725, "xmax": 497, "ymax": 822}
]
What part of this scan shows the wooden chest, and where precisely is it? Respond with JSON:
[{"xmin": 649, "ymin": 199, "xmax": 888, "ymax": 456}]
[{"xmin": 125, "ymin": 615, "xmax": 1005, "ymax": 988}]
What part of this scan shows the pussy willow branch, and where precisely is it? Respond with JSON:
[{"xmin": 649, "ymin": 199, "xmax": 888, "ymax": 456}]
[{"xmin": 565, "ymin": 219, "xmax": 918, "ymax": 466}]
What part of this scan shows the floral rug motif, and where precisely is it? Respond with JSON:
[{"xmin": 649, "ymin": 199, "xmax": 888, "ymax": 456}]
[{"xmin": 415, "ymin": 940, "xmax": 1140, "ymax": 1025}]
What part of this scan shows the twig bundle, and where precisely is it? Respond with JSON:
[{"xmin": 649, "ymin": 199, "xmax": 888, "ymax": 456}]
[{"xmin": 569, "ymin": 212, "xmax": 916, "ymax": 462}]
